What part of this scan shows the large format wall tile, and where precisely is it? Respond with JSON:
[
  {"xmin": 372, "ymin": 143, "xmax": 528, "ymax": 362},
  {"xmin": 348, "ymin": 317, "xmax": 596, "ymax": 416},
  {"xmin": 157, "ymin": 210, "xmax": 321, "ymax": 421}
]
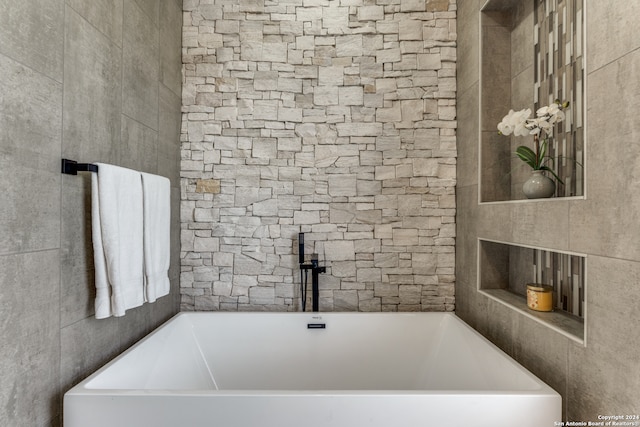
[
  {"xmin": 134, "ymin": 0, "xmax": 159, "ymax": 27},
  {"xmin": 456, "ymin": 83, "xmax": 479, "ymax": 188},
  {"xmin": 119, "ymin": 115, "xmax": 158, "ymax": 174},
  {"xmin": 587, "ymin": 1, "xmax": 640, "ymax": 73},
  {"xmin": 0, "ymin": 0, "xmax": 182, "ymax": 424},
  {"xmin": 158, "ymin": 84, "xmax": 181, "ymax": 183},
  {"xmin": 0, "ymin": 54, "xmax": 62, "ymax": 254},
  {"xmin": 59, "ymin": 316, "xmax": 122, "ymax": 391},
  {"xmin": 158, "ymin": 85, "xmax": 182, "ymax": 286},
  {"xmin": 454, "ymin": 185, "xmax": 478, "ymax": 288},
  {"xmin": 0, "ymin": 251, "xmax": 60, "ymax": 425},
  {"xmin": 456, "ymin": 0, "xmax": 480, "ymax": 95},
  {"xmin": 122, "ymin": 0, "xmax": 159, "ymax": 131},
  {"xmin": 483, "ymin": 297, "xmax": 520, "ymax": 357},
  {"xmin": 60, "ymin": 8, "xmax": 123, "ymax": 328},
  {"xmin": 0, "ymin": 0, "xmax": 64, "ymax": 81},
  {"xmin": 457, "ymin": 0, "xmax": 640, "ymax": 421},
  {"xmin": 509, "ymin": 0, "xmax": 533, "ymax": 78},
  {"xmin": 60, "ymin": 174, "xmax": 95, "ymax": 327},
  {"xmin": 569, "ymin": 49, "xmax": 640, "ymax": 258},
  {"xmin": 65, "ymin": 0, "xmax": 123, "ymax": 47},
  {"xmin": 160, "ymin": 0, "xmax": 183, "ymax": 98},
  {"xmin": 513, "ymin": 316, "xmax": 569, "ymax": 411},
  {"xmin": 567, "ymin": 256, "xmax": 640, "ymax": 419},
  {"xmin": 62, "ymin": 7, "xmax": 121, "ymax": 164},
  {"xmin": 510, "ymin": 200, "xmax": 570, "ymax": 250}
]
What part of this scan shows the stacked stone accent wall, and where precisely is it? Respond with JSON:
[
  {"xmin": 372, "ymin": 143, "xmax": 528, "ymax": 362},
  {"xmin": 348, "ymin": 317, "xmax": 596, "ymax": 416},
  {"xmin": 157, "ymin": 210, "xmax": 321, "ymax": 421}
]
[{"xmin": 181, "ymin": 0, "xmax": 457, "ymax": 312}]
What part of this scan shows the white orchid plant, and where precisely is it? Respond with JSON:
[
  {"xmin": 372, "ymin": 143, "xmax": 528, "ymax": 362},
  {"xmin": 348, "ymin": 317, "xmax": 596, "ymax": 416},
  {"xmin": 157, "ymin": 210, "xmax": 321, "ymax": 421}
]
[{"xmin": 497, "ymin": 100, "xmax": 569, "ymax": 183}]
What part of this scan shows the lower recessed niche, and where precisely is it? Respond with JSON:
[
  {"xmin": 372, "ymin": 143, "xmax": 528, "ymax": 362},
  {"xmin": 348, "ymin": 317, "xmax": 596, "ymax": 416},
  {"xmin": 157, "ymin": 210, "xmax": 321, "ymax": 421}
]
[{"xmin": 478, "ymin": 238, "xmax": 586, "ymax": 343}]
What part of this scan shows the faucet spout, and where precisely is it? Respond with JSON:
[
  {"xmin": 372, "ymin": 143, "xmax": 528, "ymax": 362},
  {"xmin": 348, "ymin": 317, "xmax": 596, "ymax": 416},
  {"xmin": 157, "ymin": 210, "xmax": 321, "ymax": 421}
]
[
  {"xmin": 300, "ymin": 253, "xmax": 326, "ymax": 312},
  {"xmin": 311, "ymin": 263, "xmax": 326, "ymax": 312}
]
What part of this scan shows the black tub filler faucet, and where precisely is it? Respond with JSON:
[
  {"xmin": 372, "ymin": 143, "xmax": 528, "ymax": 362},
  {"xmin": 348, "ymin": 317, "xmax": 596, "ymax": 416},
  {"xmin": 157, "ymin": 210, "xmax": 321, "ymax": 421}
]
[{"xmin": 298, "ymin": 232, "xmax": 326, "ymax": 312}]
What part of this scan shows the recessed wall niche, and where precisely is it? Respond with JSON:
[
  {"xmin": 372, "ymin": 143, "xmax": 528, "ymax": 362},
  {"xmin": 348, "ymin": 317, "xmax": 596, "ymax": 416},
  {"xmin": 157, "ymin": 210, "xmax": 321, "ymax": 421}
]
[
  {"xmin": 479, "ymin": 0, "xmax": 585, "ymax": 203},
  {"xmin": 478, "ymin": 239, "xmax": 586, "ymax": 343}
]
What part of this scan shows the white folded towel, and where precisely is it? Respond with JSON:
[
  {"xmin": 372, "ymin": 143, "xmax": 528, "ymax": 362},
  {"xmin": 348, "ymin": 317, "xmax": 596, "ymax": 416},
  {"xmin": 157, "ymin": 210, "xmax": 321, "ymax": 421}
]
[
  {"xmin": 141, "ymin": 172, "xmax": 171, "ymax": 302},
  {"xmin": 91, "ymin": 163, "xmax": 145, "ymax": 319}
]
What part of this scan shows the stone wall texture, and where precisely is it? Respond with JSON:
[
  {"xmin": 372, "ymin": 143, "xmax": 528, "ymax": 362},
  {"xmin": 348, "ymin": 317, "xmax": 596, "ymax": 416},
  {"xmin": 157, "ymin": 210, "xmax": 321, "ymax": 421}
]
[{"xmin": 181, "ymin": 0, "xmax": 457, "ymax": 312}]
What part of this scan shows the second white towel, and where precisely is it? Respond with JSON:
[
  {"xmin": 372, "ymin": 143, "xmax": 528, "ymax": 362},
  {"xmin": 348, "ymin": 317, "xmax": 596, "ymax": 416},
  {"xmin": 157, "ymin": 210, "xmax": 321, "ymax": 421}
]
[{"xmin": 141, "ymin": 172, "xmax": 171, "ymax": 302}]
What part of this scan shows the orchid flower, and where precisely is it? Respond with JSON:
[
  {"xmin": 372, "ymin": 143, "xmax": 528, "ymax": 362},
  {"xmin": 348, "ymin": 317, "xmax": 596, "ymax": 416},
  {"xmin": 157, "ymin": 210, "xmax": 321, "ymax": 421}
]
[{"xmin": 497, "ymin": 100, "xmax": 570, "ymax": 183}]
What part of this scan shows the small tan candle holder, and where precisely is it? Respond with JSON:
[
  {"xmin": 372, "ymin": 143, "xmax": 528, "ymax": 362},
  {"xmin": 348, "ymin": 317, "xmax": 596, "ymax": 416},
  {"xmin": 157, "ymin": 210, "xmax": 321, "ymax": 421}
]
[{"xmin": 526, "ymin": 284, "xmax": 553, "ymax": 312}]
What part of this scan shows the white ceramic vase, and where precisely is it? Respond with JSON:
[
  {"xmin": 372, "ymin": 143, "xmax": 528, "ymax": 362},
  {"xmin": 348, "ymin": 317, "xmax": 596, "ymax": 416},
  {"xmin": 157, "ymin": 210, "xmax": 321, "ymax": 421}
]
[{"xmin": 522, "ymin": 170, "xmax": 555, "ymax": 199}]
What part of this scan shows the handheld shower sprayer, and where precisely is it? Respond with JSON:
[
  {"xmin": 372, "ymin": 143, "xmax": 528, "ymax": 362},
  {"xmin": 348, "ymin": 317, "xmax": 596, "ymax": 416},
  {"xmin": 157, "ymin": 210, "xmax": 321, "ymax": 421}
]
[
  {"xmin": 298, "ymin": 232, "xmax": 305, "ymax": 264},
  {"xmin": 299, "ymin": 233, "xmax": 307, "ymax": 311}
]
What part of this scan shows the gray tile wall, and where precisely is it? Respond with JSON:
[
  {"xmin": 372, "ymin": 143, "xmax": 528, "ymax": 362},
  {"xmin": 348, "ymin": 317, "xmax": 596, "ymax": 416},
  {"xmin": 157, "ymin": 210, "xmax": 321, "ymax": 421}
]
[
  {"xmin": 457, "ymin": 0, "xmax": 640, "ymax": 421},
  {"xmin": 0, "ymin": 0, "xmax": 182, "ymax": 425}
]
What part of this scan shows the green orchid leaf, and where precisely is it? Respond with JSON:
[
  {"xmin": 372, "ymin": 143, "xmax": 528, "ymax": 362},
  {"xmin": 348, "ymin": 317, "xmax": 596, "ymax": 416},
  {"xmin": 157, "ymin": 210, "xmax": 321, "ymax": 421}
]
[
  {"xmin": 539, "ymin": 140, "xmax": 547, "ymax": 163},
  {"xmin": 515, "ymin": 146, "xmax": 538, "ymax": 169},
  {"xmin": 539, "ymin": 166, "xmax": 564, "ymax": 184}
]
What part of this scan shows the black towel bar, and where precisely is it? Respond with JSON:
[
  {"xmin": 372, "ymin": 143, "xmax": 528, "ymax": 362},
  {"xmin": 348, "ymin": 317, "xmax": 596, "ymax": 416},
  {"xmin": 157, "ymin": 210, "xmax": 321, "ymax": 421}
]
[{"xmin": 61, "ymin": 159, "xmax": 99, "ymax": 175}]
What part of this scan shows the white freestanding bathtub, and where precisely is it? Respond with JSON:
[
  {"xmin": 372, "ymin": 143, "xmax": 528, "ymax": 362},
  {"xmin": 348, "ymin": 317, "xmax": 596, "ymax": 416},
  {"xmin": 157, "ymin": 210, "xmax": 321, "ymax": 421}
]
[{"xmin": 64, "ymin": 312, "xmax": 561, "ymax": 427}]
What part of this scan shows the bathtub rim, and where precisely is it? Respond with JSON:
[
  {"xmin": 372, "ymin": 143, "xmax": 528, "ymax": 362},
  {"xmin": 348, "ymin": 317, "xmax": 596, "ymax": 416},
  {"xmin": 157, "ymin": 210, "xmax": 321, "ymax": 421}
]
[{"xmin": 64, "ymin": 311, "xmax": 560, "ymax": 400}]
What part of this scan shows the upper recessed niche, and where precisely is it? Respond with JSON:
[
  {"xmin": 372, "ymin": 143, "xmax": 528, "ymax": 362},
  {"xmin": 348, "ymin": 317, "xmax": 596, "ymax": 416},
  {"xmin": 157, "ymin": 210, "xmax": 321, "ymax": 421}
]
[{"xmin": 479, "ymin": 0, "xmax": 585, "ymax": 203}]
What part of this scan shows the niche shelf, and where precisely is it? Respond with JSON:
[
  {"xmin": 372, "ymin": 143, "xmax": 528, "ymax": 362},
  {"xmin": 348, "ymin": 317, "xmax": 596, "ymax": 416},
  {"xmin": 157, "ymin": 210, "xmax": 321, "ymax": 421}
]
[
  {"xmin": 479, "ymin": 0, "xmax": 586, "ymax": 203},
  {"xmin": 478, "ymin": 238, "xmax": 586, "ymax": 344}
]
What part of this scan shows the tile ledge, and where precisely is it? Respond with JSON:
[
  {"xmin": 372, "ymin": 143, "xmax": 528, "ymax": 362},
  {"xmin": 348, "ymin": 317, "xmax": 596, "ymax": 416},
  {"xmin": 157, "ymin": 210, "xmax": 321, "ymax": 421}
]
[
  {"xmin": 480, "ymin": 288, "xmax": 585, "ymax": 346},
  {"xmin": 478, "ymin": 195, "xmax": 586, "ymax": 206}
]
